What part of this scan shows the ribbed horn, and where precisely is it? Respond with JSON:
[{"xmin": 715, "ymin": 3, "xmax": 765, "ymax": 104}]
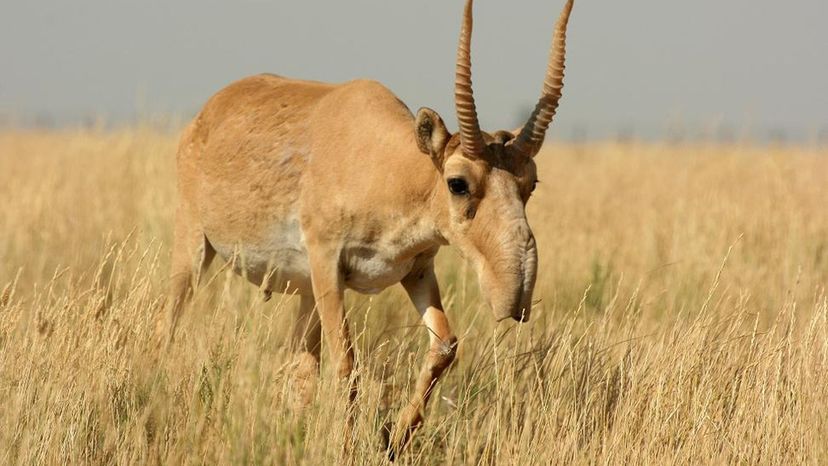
[
  {"xmin": 511, "ymin": 0, "xmax": 574, "ymax": 157},
  {"xmin": 455, "ymin": 0, "xmax": 486, "ymax": 158}
]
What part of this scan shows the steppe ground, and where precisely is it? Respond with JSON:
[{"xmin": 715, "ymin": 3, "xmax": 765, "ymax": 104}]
[{"xmin": 0, "ymin": 127, "xmax": 826, "ymax": 465}]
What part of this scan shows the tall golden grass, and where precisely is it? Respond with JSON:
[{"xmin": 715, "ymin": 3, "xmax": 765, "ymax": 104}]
[{"xmin": 0, "ymin": 128, "xmax": 826, "ymax": 464}]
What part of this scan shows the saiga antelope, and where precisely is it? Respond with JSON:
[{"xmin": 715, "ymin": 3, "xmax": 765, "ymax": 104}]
[{"xmin": 168, "ymin": 0, "xmax": 574, "ymax": 457}]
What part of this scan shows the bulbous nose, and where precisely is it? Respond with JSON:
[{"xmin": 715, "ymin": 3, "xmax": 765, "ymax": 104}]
[
  {"xmin": 483, "ymin": 225, "xmax": 537, "ymax": 324},
  {"xmin": 492, "ymin": 280, "xmax": 533, "ymax": 323},
  {"xmin": 512, "ymin": 232, "xmax": 537, "ymax": 323}
]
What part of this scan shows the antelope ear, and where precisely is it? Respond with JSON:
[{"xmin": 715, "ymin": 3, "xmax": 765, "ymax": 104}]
[{"xmin": 415, "ymin": 107, "xmax": 450, "ymax": 160}]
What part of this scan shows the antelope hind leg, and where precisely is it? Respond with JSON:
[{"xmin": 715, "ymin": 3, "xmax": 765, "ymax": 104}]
[
  {"xmin": 289, "ymin": 294, "xmax": 322, "ymax": 410},
  {"xmin": 164, "ymin": 208, "xmax": 215, "ymax": 345}
]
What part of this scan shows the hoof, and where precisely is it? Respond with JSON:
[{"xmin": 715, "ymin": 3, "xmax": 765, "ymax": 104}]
[{"xmin": 287, "ymin": 353, "xmax": 319, "ymax": 411}]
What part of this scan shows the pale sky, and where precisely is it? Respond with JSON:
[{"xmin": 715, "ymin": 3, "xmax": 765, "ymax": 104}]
[{"xmin": 1, "ymin": 0, "xmax": 827, "ymax": 140}]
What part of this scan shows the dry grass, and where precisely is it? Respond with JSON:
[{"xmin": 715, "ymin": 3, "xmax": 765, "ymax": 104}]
[{"xmin": 0, "ymin": 128, "xmax": 826, "ymax": 465}]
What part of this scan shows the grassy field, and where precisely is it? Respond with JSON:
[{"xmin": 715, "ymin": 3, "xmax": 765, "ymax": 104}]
[{"xmin": 1, "ymin": 128, "xmax": 826, "ymax": 465}]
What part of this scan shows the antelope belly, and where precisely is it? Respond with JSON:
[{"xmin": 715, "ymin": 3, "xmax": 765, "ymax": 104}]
[
  {"xmin": 207, "ymin": 218, "xmax": 312, "ymax": 294},
  {"xmin": 343, "ymin": 247, "xmax": 415, "ymax": 294}
]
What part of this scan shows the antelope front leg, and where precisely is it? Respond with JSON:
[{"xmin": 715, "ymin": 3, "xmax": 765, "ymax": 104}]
[
  {"xmin": 307, "ymin": 248, "xmax": 358, "ymax": 422},
  {"xmin": 389, "ymin": 263, "xmax": 458, "ymax": 459}
]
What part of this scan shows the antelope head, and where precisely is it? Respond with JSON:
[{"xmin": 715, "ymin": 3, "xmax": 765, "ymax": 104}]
[{"xmin": 415, "ymin": 0, "xmax": 574, "ymax": 322}]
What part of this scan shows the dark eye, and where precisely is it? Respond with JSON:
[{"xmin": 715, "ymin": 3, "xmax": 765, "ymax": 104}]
[{"xmin": 447, "ymin": 178, "xmax": 469, "ymax": 195}]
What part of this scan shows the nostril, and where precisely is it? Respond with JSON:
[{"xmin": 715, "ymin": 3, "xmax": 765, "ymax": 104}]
[{"xmin": 512, "ymin": 307, "xmax": 530, "ymax": 322}]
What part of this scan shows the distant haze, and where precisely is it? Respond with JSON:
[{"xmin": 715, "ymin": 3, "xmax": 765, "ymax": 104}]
[{"xmin": 2, "ymin": 0, "xmax": 827, "ymax": 141}]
